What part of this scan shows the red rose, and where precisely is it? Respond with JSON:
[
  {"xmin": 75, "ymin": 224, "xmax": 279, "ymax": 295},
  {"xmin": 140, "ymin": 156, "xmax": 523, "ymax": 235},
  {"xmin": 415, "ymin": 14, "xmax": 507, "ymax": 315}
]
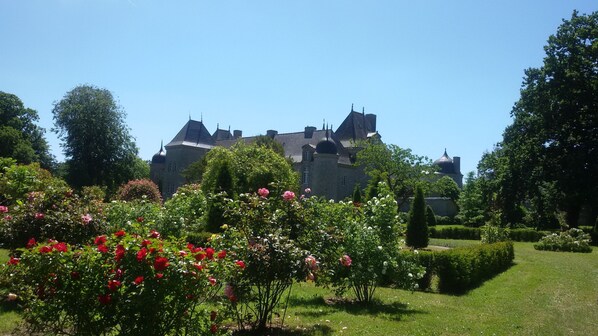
[
  {"xmin": 149, "ymin": 230, "xmax": 160, "ymax": 238},
  {"xmin": 52, "ymin": 242, "xmax": 68, "ymax": 253},
  {"xmin": 235, "ymin": 260, "xmax": 246, "ymax": 269},
  {"xmin": 39, "ymin": 245, "xmax": 53, "ymax": 254},
  {"xmin": 107, "ymin": 279, "xmax": 121, "ymax": 292},
  {"xmin": 97, "ymin": 244, "xmax": 108, "ymax": 253},
  {"xmin": 153, "ymin": 256, "xmax": 169, "ymax": 271},
  {"xmin": 136, "ymin": 216, "xmax": 144, "ymax": 223},
  {"xmin": 210, "ymin": 324, "xmax": 218, "ymax": 334},
  {"xmin": 205, "ymin": 247, "xmax": 215, "ymax": 260},
  {"xmin": 137, "ymin": 247, "xmax": 148, "ymax": 261},
  {"xmin": 155, "ymin": 273, "xmax": 164, "ymax": 279},
  {"xmin": 114, "ymin": 230, "xmax": 126, "ymax": 237},
  {"xmin": 208, "ymin": 277, "xmax": 217, "ymax": 286},
  {"xmin": 134, "ymin": 276, "xmax": 144, "ymax": 285},
  {"xmin": 217, "ymin": 250, "xmax": 226, "ymax": 259},
  {"xmin": 26, "ymin": 238, "xmax": 36, "ymax": 248},
  {"xmin": 34, "ymin": 213, "xmax": 45, "ymax": 220},
  {"xmin": 141, "ymin": 239, "xmax": 151, "ymax": 247},
  {"xmin": 94, "ymin": 235, "xmax": 107, "ymax": 246},
  {"xmin": 98, "ymin": 294, "xmax": 111, "ymax": 305},
  {"xmin": 115, "ymin": 245, "xmax": 126, "ymax": 261},
  {"xmin": 7, "ymin": 256, "xmax": 19, "ymax": 265},
  {"xmin": 193, "ymin": 263, "xmax": 204, "ymax": 272},
  {"xmin": 210, "ymin": 311, "xmax": 217, "ymax": 321}
]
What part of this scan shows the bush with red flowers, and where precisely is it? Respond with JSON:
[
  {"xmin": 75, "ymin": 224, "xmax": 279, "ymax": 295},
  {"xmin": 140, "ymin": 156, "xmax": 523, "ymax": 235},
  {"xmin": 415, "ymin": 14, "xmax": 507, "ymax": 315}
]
[{"xmin": 1, "ymin": 225, "xmax": 241, "ymax": 335}]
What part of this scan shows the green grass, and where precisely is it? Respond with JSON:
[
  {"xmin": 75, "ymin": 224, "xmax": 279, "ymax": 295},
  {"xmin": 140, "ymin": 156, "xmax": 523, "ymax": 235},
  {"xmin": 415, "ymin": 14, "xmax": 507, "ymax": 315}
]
[
  {"xmin": 0, "ymin": 249, "xmax": 22, "ymax": 334},
  {"xmin": 1, "ymin": 243, "xmax": 597, "ymax": 335}
]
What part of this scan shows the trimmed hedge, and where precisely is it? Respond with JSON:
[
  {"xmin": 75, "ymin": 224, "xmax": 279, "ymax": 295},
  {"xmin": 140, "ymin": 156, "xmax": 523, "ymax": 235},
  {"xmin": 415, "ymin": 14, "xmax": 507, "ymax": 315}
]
[
  {"xmin": 429, "ymin": 226, "xmax": 550, "ymax": 242},
  {"xmin": 404, "ymin": 242, "xmax": 515, "ymax": 294}
]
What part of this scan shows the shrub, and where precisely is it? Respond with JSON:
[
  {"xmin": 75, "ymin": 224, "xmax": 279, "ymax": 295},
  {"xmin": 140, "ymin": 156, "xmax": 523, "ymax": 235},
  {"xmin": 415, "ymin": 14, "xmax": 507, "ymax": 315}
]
[
  {"xmin": 115, "ymin": 179, "xmax": 162, "ymax": 204},
  {"xmin": 426, "ymin": 205, "xmax": 437, "ymax": 227},
  {"xmin": 406, "ymin": 186, "xmax": 428, "ymax": 248},
  {"xmin": 0, "ymin": 188, "xmax": 106, "ymax": 249},
  {"xmin": 435, "ymin": 215, "xmax": 461, "ymax": 225},
  {"xmin": 0, "ymin": 162, "xmax": 67, "ymax": 205},
  {"xmin": 534, "ymin": 228, "xmax": 592, "ymax": 253},
  {"xmin": 103, "ymin": 199, "xmax": 162, "ymax": 233},
  {"xmin": 434, "ymin": 242, "xmax": 514, "ymax": 293},
  {"xmin": 1, "ymin": 226, "xmax": 240, "ymax": 335},
  {"xmin": 159, "ymin": 184, "xmax": 207, "ymax": 237},
  {"xmin": 429, "ymin": 226, "xmax": 481, "ymax": 240},
  {"xmin": 480, "ymin": 224, "xmax": 510, "ymax": 244},
  {"xmin": 509, "ymin": 228, "xmax": 548, "ymax": 242}
]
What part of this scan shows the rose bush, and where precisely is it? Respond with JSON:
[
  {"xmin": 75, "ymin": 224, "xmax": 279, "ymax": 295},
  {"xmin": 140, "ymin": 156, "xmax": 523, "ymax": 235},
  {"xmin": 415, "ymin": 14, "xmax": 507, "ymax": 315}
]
[{"xmin": 1, "ymin": 225, "xmax": 241, "ymax": 335}]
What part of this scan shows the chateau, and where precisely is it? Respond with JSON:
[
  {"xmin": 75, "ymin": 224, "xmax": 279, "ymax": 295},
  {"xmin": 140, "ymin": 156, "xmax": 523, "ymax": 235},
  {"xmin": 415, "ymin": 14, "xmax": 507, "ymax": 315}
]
[{"xmin": 150, "ymin": 106, "xmax": 462, "ymax": 215}]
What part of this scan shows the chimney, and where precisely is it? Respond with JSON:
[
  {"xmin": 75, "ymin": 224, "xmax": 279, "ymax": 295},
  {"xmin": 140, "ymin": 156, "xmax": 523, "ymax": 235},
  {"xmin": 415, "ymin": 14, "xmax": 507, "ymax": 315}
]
[
  {"xmin": 365, "ymin": 114, "xmax": 377, "ymax": 132},
  {"xmin": 266, "ymin": 130, "xmax": 278, "ymax": 138},
  {"xmin": 233, "ymin": 130, "xmax": 242, "ymax": 139},
  {"xmin": 304, "ymin": 126, "xmax": 316, "ymax": 138},
  {"xmin": 453, "ymin": 156, "xmax": 461, "ymax": 174}
]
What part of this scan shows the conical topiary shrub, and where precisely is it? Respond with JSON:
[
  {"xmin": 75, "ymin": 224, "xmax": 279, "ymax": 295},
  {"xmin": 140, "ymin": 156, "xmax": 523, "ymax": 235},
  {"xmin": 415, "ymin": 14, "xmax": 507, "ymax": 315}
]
[{"xmin": 406, "ymin": 185, "xmax": 429, "ymax": 248}]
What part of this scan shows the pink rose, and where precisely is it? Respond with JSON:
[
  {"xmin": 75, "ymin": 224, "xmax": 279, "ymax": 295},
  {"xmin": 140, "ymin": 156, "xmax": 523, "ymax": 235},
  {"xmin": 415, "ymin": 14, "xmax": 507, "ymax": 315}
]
[
  {"xmin": 339, "ymin": 254, "xmax": 352, "ymax": 267},
  {"xmin": 304, "ymin": 188, "xmax": 311, "ymax": 194},
  {"xmin": 81, "ymin": 214, "xmax": 92, "ymax": 224},
  {"xmin": 0, "ymin": 206, "xmax": 8, "ymax": 213},
  {"xmin": 282, "ymin": 191, "xmax": 295, "ymax": 201},
  {"xmin": 305, "ymin": 255, "xmax": 318, "ymax": 271},
  {"xmin": 34, "ymin": 213, "xmax": 45, "ymax": 220},
  {"xmin": 257, "ymin": 188, "xmax": 270, "ymax": 198}
]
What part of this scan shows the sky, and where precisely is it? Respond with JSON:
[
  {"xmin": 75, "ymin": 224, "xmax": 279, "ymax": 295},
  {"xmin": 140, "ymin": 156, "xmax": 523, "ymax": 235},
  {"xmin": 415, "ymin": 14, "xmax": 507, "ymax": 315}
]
[{"xmin": 1, "ymin": 0, "xmax": 596, "ymax": 176}]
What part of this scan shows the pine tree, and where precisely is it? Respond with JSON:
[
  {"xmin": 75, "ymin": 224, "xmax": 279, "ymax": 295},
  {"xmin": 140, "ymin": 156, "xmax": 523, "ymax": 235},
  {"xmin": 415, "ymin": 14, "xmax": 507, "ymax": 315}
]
[
  {"xmin": 352, "ymin": 184, "xmax": 362, "ymax": 204},
  {"xmin": 406, "ymin": 185, "xmax": 429, "ymax": 248},
  {"xmin": 426, "ymin": 205, "xmax": 437, "ymax": 227}
]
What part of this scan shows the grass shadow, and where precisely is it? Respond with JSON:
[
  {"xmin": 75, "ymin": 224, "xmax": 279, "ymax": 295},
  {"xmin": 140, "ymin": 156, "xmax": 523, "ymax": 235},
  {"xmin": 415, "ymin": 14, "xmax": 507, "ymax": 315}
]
[
  {"xmin": 232, "ymin": 324, "xmax": 334, "ymax": 336},
  {"xmin": 290, "ymin": 295, "xmax": 425, "ymax": 322}
]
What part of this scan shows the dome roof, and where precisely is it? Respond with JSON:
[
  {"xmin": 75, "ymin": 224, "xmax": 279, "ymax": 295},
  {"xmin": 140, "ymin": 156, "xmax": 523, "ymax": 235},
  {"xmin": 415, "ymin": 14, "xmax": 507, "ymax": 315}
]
[
  {"xmin": 151, "ymin": 143, "xmax": 166, "ymax": 164},
  {"xmin": 434, "ymin": 149, "xmax": 455, "ymax": 174},
  {"xmin": 315, "ymin": 137, "xmax": 338, "ymax": 155}
]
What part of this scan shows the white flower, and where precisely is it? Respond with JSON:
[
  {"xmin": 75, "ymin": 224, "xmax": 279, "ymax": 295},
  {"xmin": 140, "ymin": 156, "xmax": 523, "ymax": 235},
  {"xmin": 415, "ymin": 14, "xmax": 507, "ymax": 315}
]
[
  {"xmin": 414, "ymin": 250, "xmax": 419, "ymax": 254},
  {"xmin": 377, "ymin": 246, "xmax": 383, "ymax": 250},
  {"xmin": 408, "ymin": 273, "xmax": 413, "ymax": 278}
]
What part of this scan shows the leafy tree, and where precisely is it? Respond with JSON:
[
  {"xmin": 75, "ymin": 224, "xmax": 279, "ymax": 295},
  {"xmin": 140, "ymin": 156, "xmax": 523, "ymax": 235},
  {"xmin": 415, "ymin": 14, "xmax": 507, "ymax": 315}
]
[
  {"xmin": 352, "ymin": 184, "xmax": 362, "ymax": 203},
  {"xmin": 498, "ymin": 11, "xmax": 598, "ymax": 227},
  {"xmin": 426, "ymin": 205, "xmax": 437, "ymax": 227},
  {"xmin": 0, "ymin": 91, "xmax": 53, "ymax": 169},
  {"xmin": 254, "ymin": 135, "xmax": 285, "ymax": 157},
  {"xmin": 433, "ymin": 176, "xmax": 461, "ymax": 203},
  {"xmin": 356, "ymin": 141, "xmax": 435, "ymax": 208},
  {"xmin": 52, "ymin": 85, "xmax": 140, "ymax": 194},
  {"xmin": 406, "ymin": 185, "xmax": 429, "ymax": 248},
  {"xmin": 201, "ymin": 143, "xmax": 297, "ymax": 196},
  {"xmin": 181, "ymin": 157, "xmax": 208, "ymax": 183},
  {"xmin": 456, "ymin": 172, "xmax": 487, "ymax": 227},
  {"xmin": 364, "ymin": 171, "xmax": 383, "ymax": 200}
]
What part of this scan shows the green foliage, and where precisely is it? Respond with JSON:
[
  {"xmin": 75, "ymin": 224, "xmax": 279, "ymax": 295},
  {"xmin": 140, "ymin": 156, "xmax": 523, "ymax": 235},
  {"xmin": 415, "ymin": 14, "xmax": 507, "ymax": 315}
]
[
  {"xmin": 103, "ymin": 200, "xmax": 161, "ymax": 233},
  {"xmin": 0, "ymin": 92, "xmax": 54, "ymax": 169},
  {"xmin": 52, "ymin": 85, "xmax": 140, "ymax": 195},
  {"xmin": 456, "ymin": 172, "xmax": 486, "ymax": 227},
  {"xmin": 356, "ymin": 141, "xmax": 435, "ymax": 207},
  {"xmin": 115, "ymin": 179, "xmax": 162, "ymax": 204},
  {"xmin": 534, "ymin": 228, "xmax": 592, "ymax": 253},
  {"xmin": 214, "ymin": 190, "xmax": 311, "ymax": 331},
  {"xmin": 160, "ymin": 184, "xmax": 207, "ymax": 237},
  {"xmin": 81, "ymin": 185, "xmax": 106, "ymax": 203},
  {"xmin": 484, "ymin": 12, "xmax": 598, "ymax": 227},
  {"xmin": 181, "ymin": 157, "xmax": 208, "ymax": 184},
  {"xmin": 433, "ymin": 242, "xmax": 515, "ymax": 294},
  {"xmin": 1, "ymin": 227, "xmax": 238, "ymax": 335},
  {"xmin": 365, "ymin": 171, "xmax": 383, "ymax": 200},
  {"xmin": 0, "ymin": 186, "xmax": 106, "ymax": 249},
  {"xmin": 364, "ymin": 182, "xmax": 400, "ymax": 250},
  {"xmin": 426, "ymin": 205, "xmax": 437, "ymax": 227},
  {"xmin": 253, "ymin": 135, "xmax": 285, "ymax": 157},
  {"xmin": 406, "ymin": 186, "xmax": 429, "ymax": 248},
  {"xmin": 433, "ymin": 176, "xmax": 460, "ymax": 203},
  {"xmin": 352, "ymin": 184, "xmax": 362, "ymax": 204},
  {"xmin": 0, "ymin": 162, "xmax": 64, "ymax": 204},
  {"xmin": 480, "ymin": 224, "xmax": 510, "ymax": 244},
  {"xmin": 429, "ymin": 227, "xmax": 481, "ymax": 240}
]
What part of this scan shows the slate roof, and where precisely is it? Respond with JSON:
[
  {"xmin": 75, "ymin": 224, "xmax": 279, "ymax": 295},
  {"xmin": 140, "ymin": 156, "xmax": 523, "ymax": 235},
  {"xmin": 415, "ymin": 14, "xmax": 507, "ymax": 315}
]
[
  {"xmin": 335, "ymin": 111, "xmax": 375, "ymax": 147},
  {"xmin": 165, "ymin": 120, "xmax": 215, "ymax": 149},
  {"xmin": 213, "ymin": 128, "xmax": 234, "ymax": 141},
  {"xmin": 434, "ymin": 149, "xmax": 456, "ymax": 174}
]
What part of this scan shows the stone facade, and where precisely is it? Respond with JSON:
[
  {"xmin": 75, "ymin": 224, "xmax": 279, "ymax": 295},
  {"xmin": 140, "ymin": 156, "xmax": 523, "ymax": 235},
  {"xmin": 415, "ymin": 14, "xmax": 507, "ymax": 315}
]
[{"xmin": 150, "ymin": 107, "xmax": 463, "ymax": 216}]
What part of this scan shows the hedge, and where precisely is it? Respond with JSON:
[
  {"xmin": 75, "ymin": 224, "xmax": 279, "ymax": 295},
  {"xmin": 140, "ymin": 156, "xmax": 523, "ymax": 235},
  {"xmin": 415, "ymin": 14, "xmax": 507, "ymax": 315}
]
[
  {"xmin": 429, "ymin": 226, "xmax": 550, "ymax": 242},
  {"xmin": 404, "ymin": 242, "xmax": 515, "ymax": 294}
]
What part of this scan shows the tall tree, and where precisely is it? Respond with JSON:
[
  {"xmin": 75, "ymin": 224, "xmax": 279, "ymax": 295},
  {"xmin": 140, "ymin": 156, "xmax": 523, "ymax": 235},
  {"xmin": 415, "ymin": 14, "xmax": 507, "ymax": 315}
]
[
  {"xmin": 52, "ymin": 85, "xmax": 139, "ymax": 193},
  {"xmin": 406, "ymin": 185, "xmax": 429, "ymax": 248},
  {"xmin": 356, "ymin": 141, "xmax": 435, "ymax": 208},
  {"xmin": 0, "ymin": 91, "xmax": 54, "ymax": 169},
  {"xmin": 499, "ymin": 11, "xmax": 598, "ymax": 226}
]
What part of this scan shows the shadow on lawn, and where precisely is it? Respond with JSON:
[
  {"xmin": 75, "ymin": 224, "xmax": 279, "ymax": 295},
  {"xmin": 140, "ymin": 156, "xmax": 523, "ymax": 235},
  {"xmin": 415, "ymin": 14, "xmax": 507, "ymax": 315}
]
[
  {"xmin": 233, "ymin": 324, "xmax": 334, "ymax": 336},
  {"xmin": 289, "ymin": 295, "xmax": 425, "ymax": 322}
]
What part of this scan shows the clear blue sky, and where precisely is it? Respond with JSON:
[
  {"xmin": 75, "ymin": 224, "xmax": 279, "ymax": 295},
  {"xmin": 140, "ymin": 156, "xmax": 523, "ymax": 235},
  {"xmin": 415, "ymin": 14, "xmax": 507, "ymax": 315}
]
[{"xmin": 1, "ymin": 1, "xmax": 596, "ymax": 175}]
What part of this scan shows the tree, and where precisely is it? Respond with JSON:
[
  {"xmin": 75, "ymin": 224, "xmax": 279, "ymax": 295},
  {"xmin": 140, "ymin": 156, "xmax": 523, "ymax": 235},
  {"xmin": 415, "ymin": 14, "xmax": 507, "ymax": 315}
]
[
  {"xmin": 426, "ymin": 205, "xmax": 437, "ymax": 227},
  {"xmin": 52, "ymin": 85, "xmax": 140, "ymax": 194},
  {"xmin": 497, "ymin": 11, "xmax": 598, "ymax": 226},
  {"xmin": 352, "ymin": 184, "xmax": 362, "ymax": 204},
  {"xmin": 356, "ymin": 141, "xmax": 435, "ymax": 208},
  {"xmin": 456, "ymin": 172, "xmax": 487, "ymax": 227},
  {"xmin": 181, "ymin": 157, "xmax": 208, "ymax": 183},
  {"xmin": 201, "ymin": 143, "xmax": 298, "ymax": 197},
  {"xmin": 0, "ymin": 91, "xmax": 54, "ymax": 169},
  {"xmin": 406, "ymin": 185, "xmax": 429, "ymax": 248}
]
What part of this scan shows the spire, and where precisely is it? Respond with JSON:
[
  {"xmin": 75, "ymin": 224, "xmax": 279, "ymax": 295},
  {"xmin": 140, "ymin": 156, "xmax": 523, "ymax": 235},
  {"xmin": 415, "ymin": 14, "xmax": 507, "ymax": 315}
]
[
  {"xmin": 201, "ymin": 112, "xmax": 203, "ymax": 123},
  {"xmin": 228, "ymin": 125, "xmax": 231, "ymax": 132},
  {"xmin": 362, "ymin": 107, "xmax": 365, "ymax": 114},
  {"xmin": 351, "ymin": 103, "xmax": 354, "ymax": 112},
  {"xmin": 217, "ymin": 123, "xmax": 219, "ymax": 130},
  {"xmin": 322, "ymin": 119, "xmax": 325, "ymax": 130},
  {"xmin": 160, "ymin": 140, "xmax": 164, "ymax": 152}
]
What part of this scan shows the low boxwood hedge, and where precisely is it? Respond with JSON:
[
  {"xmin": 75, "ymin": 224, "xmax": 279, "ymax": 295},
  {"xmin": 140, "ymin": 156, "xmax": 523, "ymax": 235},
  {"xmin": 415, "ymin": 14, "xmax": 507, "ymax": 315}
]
[
  {"xmin": 404, "ymin": 242, "xmax": 515, "ymax": 294},
  {"xmin": 429, "ymin": 226, "xmax": 550, "ymax": 242}
]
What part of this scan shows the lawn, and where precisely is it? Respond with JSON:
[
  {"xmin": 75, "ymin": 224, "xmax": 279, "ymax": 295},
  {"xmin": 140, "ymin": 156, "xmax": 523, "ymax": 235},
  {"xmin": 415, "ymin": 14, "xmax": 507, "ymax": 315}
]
[{"xmin": 1, "ymin": 241, "xmax": 596, "ymax": 335}]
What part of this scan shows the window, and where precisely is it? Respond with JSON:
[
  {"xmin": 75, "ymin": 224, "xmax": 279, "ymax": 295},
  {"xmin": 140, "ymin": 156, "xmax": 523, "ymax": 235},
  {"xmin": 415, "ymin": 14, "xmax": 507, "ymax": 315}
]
[{"xmin": 302, "ymin": 167, "xmax": 309, "ymax": 184}]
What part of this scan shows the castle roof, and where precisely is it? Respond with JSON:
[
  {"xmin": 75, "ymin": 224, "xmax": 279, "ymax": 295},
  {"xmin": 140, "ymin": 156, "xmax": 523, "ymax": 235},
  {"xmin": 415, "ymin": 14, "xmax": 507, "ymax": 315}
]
[
  {"xmin": 166, "ymin": 120, "xmax": 215, "ymax": 148},
  {"xmin": 151, "ymin": 141, "xmax": 166, "ymax": 164},
  {"xmin": 334, "ymin": 109, "xmax": 375, "ymax": 147},
  {"xmin": 213, "ymin": 128, "xmax": 234, "ymax": 141},
  {"xmin": 434, "ymin": 149, "xmax": 456, "ymax": 174}
]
